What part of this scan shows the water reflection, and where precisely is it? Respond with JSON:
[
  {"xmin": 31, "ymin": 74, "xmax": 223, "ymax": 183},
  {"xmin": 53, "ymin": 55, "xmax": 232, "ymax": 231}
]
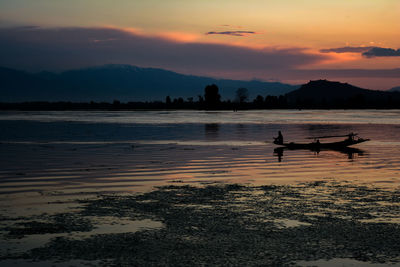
[
  {"xmin": 204, "ymin": 123, "xmax": 220, "ymax": 140},
  {"xmin": 274, "ymin": 146, "xmax": 365, "ymax": 162}
]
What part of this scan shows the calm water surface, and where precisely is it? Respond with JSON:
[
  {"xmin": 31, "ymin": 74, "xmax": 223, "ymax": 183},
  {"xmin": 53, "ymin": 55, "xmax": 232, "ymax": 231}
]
[
  {"xmin": 1, "ymin": 110, "xmax": 400, "ymax": 265},
  {"xmin": 0, "ymin": 110, "xmax": 400, "ymax": 198}
]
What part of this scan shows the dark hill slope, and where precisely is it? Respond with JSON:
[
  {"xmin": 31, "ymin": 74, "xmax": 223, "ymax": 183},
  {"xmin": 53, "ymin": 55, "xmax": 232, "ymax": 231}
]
[
  {"xmin": 286, "ymin": 80, "xmax": 400, "ymax": 108},
  {"xmin": 389, "ymin": 86, "xmax": 400, "ymax": 92}
]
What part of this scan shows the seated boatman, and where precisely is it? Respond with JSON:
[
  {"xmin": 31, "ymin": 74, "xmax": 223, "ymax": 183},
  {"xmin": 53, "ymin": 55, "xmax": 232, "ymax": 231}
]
[
  {"xmin": 347, "ymin": 132, "xmax": 355, "ymax": 141},
  {"xmin": 274, "ymin": 131, "xmax": 284, "ymax": 145}
]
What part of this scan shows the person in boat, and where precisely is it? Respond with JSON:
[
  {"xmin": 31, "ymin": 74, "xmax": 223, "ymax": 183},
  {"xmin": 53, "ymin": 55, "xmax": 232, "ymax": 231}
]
[
  {"xmin": 274, "ymin": 131, "xmax": 283, "ymax": 145},
  {"xmin": 347, "ymin": 133, "xmax": 355, "ymax": 142}
]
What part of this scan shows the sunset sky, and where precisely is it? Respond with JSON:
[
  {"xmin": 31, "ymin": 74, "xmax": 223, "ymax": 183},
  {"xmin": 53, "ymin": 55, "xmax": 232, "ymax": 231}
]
[{"xmin": 1, "ymin": 0, "xmax": 399, "ymax": 89}]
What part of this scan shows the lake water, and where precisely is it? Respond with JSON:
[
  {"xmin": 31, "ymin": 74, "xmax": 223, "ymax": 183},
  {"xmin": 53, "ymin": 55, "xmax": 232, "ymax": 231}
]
[
  {"xmin": 1, "ymin": 110, "xmax": 400, "ymax": 266},
  {"xmin": 1, "ymin": 110, "xmax": 400, "ymax": 198}
]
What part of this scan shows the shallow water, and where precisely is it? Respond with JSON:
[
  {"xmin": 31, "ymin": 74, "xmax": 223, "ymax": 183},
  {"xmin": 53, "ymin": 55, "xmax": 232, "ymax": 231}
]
[{"xmin": 0, "ymin": 110, "xmax": 399, "ymax": 198}]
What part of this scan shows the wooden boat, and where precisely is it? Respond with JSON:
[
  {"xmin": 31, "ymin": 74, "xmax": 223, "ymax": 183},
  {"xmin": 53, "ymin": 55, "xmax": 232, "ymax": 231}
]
[
  {"xmin": 273, "ymin": 145, "xmax": 365, "ymax": 162},
  {"xmin": 274, "ymin": 133, "xmax": 369, "ymax": 150}
]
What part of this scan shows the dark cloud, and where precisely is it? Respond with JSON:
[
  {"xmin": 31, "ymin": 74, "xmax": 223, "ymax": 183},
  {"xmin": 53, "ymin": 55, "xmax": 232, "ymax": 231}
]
[
  {"xmin": 362, "ymin": 47, "xmax": 400, "ymax": 58},
  {"xmin": 320, "ymin": 46, "xmax": 374, "ymax": 53},
  {"xmin": 321, "ymin": 46, "xmax": 400, "ymax": 58},
  {"xmin": 0, "ymin": 26, "xmax": 325, "ymax": 75},
  {"xmin": 205, "ymin": 31, "xmax": 257, "ymax": 37}
]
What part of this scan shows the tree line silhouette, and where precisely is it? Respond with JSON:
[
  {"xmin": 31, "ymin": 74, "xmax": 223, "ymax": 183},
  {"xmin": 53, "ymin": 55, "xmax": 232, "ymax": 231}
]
[
  {"xmin": 1, "ymin": 82, "xmax": 399, "ymax": 110},
  {"xmin": 0, "ymin": 84, "xmax": 288, "ymax": 110}
]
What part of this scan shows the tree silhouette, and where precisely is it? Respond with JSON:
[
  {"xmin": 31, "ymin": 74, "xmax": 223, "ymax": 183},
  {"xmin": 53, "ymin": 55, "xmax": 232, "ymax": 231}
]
[
  {"xmin": 166, "ymin": 96, "xmax": 172, "ymax": 105},
  {"xmin": 204, "ymin": 84, "xmax": 221, "ymax": 109},
  {"xmin": 235, "ymin": 88, "xmax": 249, "ymax": 104},
  {"xmin": 253, "ymin": 95, "xmax": 264, "ymax": 108}
]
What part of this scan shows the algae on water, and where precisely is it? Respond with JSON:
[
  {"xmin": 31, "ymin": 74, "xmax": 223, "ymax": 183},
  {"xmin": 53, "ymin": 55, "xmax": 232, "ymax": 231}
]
[{"xmin": 1, "ymin": 181, "xmax": 400, "ymax": 266}]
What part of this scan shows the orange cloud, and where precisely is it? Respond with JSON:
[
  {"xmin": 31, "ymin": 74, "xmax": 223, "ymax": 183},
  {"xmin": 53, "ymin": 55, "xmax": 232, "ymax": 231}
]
[
  {"xmin": 157, "ymin": 31, "xmax": 201, "ymax": 43},
  {"xmin": 103, "ymin": 25, "xmax": 201, "ymax": 44},
  {"xmin": 298, "ymin": 48, "xmax": 360, "ymax": 67}
]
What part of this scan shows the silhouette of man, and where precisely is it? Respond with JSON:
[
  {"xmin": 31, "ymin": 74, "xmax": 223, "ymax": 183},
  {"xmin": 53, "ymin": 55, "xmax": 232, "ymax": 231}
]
[
  {"xmin": 316, "ymin": 139, "xmax": 320, "ymax": 145},
  {"xmin": 347, "ymin": 132, "xmax": 355, "ymax": 141},
  {"xmin": 274, "ymin": 131, "xmax": 283, "ymax": 145}
]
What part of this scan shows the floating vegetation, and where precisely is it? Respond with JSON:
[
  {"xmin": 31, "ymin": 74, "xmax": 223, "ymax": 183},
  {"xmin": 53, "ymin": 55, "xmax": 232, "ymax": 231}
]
[
  {"xmin": 3, "ymin": 213, "xmax": 93, "ymax": 239},
  {"xmin": 1, "ymin": 181, "xmax": 400, "ymax": 266}
]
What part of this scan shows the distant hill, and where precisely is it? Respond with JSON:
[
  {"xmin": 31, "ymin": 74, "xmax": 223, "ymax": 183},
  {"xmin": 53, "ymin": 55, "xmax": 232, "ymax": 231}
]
[
  {"xmin": 389, "ymin": 86, "xmax": 400, "ymax": 92},
  {"xmin": 0, "ymin": 65, "xmax": 298, "ymax": 102},
  {"xmin": 286, "ymin": 80, "xmax": 400, "ymax": 108}
]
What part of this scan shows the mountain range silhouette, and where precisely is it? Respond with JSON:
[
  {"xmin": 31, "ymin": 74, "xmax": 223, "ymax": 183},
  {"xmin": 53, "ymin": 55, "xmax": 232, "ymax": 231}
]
[{"xmin": 0, "ymin": 65, "xmax": 297, "ymax": 102}]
